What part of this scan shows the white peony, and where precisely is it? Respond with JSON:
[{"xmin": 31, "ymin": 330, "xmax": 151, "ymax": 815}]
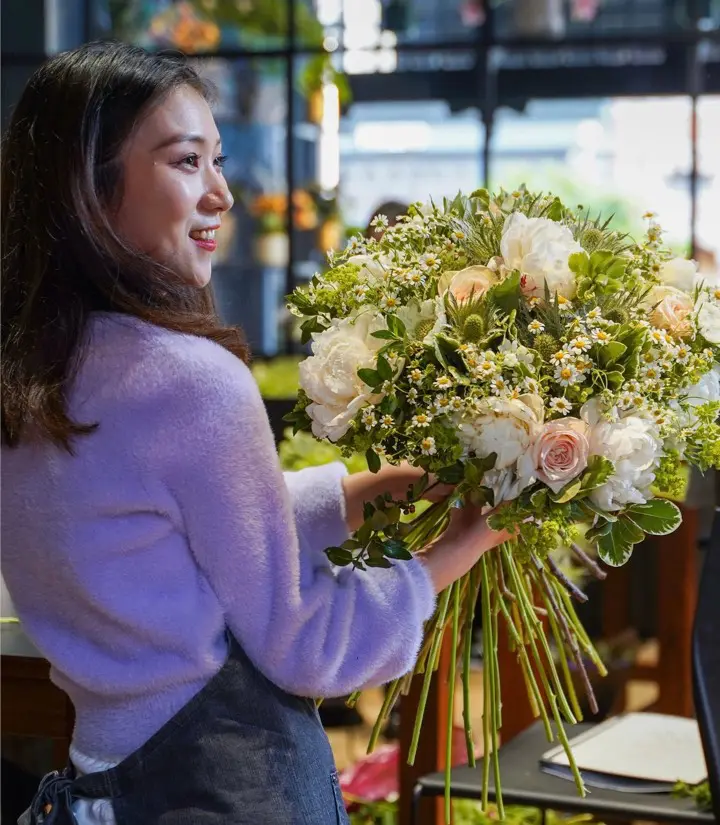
[
  {"xmin": 500, "ymin": 212, "xmax": 582, "ymax": 299},
  {"xmin": 458, "ymin": 394, "xmax": 544, "ymax": 470},
  {"xmin": 684, "ymin": 365, "xmax": 720, "ymax": 408},
  {"xmin": 657, "ymin": 257, "xmax": 698, "ymax": 292},
  {"xmin": 299, "ymin": 312, "xmax": 387, "ymax": 442},
  {"xmin": 347, "ymin": 254, "xmax": 391, "ymax": 284},
  {"xmin": 697, "ymin": 299, "xmax": 720, "ymax": 344},
  {"xmin": 581, "ymin": 399, "xmax": 663, "ymax": 511}
]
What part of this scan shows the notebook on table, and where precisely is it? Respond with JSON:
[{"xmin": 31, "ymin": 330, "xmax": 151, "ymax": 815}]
[{"xmin": 540, "ymin": 712, "xmax": 708, "ymax": 794}]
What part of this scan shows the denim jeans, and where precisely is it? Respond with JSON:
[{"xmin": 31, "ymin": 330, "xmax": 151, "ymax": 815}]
[{"xmin": 19, "ymin": 633, "xmax": 350, "ymax": 824}]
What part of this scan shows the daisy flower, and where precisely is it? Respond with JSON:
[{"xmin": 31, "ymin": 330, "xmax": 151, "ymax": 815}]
[
  {"xmin": 411, "ymin": 412, "xmax": 433, "ymax": 428},
  {"xmin": 528, "ymin": 320, "xmax": 545, "ymax": 335},
  {"xmin": 549, "ymin": 397, "xmax": 573, "ymax": 416},
  {"xmin": 420, "ymin": 436, "xmax": 437, "ymax": 456},
  {"xmin": 434, "ymin": 375, "xmax": 453, "ymax": 391}
]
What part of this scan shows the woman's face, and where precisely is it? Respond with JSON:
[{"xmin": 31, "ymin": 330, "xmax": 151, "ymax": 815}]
[{"xmin": 112, "ymin": 85, "xmax": 233, "ymax": 288}]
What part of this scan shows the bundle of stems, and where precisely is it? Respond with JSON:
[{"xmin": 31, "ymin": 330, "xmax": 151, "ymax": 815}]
[{"xmin": 347, "ymin": 501, "xmax": 608, "ymax": 824}]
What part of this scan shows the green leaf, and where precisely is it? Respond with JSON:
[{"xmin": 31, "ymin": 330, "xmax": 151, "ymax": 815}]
[
  {"xmin": 599, "ymin": 341, "xmax": 627, "ymax": 367},
  {"xmin": 606, "ymin": 371, "xmax": 624, "ymax": 390},
  {"xmin": 326, "ymin": 547, "xmax": 354, "ymax": 566},
  {"xmin": 470, "ymin": 453, "xmax": 497, "ymax": 476},
  {"xmin": 530, "ymin": 488, "xmax": 548, "ymax": 509},
  {"xmin": 376, "ymin": 355, "xmax": 393, "ymax": 381},
  {"xmin": 410, "ymin": 474, "xmax": 430, "ymax": 500},
  {"xmin": 387, "ymin": 315, "xmax": 406, "ymax": 337},
  {"xmin": 356, "ymin": 520, "xmax": 372, "ymax": 545},
  {"xmin": 436, "ymin": 462, "xmax": 465, "ymax": 484},
  {"xmin": 365, "ymin": 556, "xmax": 393, "ymax": 568},
  {"xmin": 468, "ymin": 487, "xmax": 494, "ymax": 508},
  {"xmin": 589, "ymin": 250, "xmax": 613, "ymax": 273},
  {"xmin": 625, "ymin": 499, "xmax": 682, "ymax": 536},
  {"xmin": 580, "ymin": 456, "xmax": 615, "ymax": 492},
  {"xmin": 365, "ymin": 448, "xmax": 381, "ymax": 473},
  {"xmin": 371, "ymin": 330, "xmax": 397, "ymax": 340},
  {"xmin": 341, "ymin": 539, "xmax": 362, "ymax": 550},
  {"xmin": 551, "ymin": 477, "xmax": 583, "ymax": 504},
  {"xmin": 596, "ymin": 520, "xmax": 639, "ymax": 567},
  {"xmin": 581, "ymin": 499, "xmax": 618, "ymax": 522},
  {"xmin": 546, "ymin": 198, "xmax": 564, "ymax": 221},
  {"xmin": 357, "ymin": 368, "xmax": 381, "ymax": 388},
  {"xmin": 487, "ymin": 271, "xmax": 521, "ymax": 315},
  {"xmin": 384, "ymin": 539, "xmax": 413, "ymax": 560},
  {"xmin": 568, "ymin": 251, "xmax": 589, "ymax": 276},
  {"xmin": 371, "ymin": 509, "xmax": 390, "ymax": 530},
  {"xmin": 585, "ymin": 520, "xmax": 613, "ymax": 542},
  {"xmin": 362, "ymin": 501, "xmax": 375, "ymax": 521},
  {"xmin": 464, "ymin": 462, "xmax": 481, "ymax": 485}
]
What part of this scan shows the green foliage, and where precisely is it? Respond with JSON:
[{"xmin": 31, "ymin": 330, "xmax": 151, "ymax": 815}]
[
  {"xmin": 278, "ymin": 429, "xmax": 367, "ymax": 474},
  {"xmin": 672, "ymin": 780, "xmax": 713, "ymax": 812},
  {"xmin": 252, "ymin": 357, "xmax": 302, "ymax": 399}
]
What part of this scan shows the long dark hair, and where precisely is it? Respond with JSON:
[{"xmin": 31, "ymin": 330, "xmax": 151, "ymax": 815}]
[{"xmin": 1, "ymin": 41, "xmax": 249, "ymax": 452}]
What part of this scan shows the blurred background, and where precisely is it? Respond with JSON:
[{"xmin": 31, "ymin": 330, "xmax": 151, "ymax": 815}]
[{"xmin": 3, "ymin": 0, "xmax": 718, "ymax": 359}]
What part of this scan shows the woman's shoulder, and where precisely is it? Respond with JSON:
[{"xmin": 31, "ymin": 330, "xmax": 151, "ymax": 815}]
[{"xmin": 81, "ymin": 312, "xmax": 256, "ymax": 409}]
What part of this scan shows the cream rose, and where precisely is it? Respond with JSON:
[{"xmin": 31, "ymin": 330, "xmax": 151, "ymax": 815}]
[
  {"xmin": 437, "ymin": 265, "xmax": 498, "ymax": 304},
  {"xmin": 647, "ymin": 285, "xmax": 694, "ymax": 339},
  {"xmin": 519, "ymin": 418, "xmax": 590, "ymax": 494},
  {"xmin": 658, "ymin": 257, "xmax": 698, "ymax": 292},
  {"xmin": 457, "ymin": 394, "xmax": 544, "ymax": 469},
  {"xmin": 500, "ymin": 212, "xmax": 582, "ymax": 299},
  {"xmin": 299, "ymin": 312, "xmax": 387, "ymax": 442}
]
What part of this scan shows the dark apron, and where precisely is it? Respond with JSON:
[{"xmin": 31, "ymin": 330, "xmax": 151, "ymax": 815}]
[{"xmin": 19, "ymin": 633, "xmax": 351, "ymax": 825}]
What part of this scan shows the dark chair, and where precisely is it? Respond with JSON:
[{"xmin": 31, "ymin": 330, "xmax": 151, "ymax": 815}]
[{"xmin": 412, "ymin": 507, "xmax": 720, "ymax": 824}]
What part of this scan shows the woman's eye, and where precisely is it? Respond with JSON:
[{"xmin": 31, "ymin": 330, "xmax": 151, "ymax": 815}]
[
  {"xmin": 214, "ymin": 154, "xmax": 228, "ymax": 169},
  {"xmin": 177, "ymin": 154, "xmax": 200, "ymax": 168}
]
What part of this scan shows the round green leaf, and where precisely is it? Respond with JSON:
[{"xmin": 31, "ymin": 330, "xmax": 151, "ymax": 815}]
[{"xmin": 625, "ymin": 499, "xmax": 682, "ymax": 536}]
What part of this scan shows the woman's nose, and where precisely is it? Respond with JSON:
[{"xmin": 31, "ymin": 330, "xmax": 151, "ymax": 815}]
[{"xmin": 202, "ymin": 171, "xmax": 233, "ymax": 213}]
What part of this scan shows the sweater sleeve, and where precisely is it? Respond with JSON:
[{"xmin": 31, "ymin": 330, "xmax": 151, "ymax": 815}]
[
  {"xmin": 157, "ymin": 342, "xmax": 436, "ymax": 697},
  {"xmin": 282, "ymin": 464, "xmax": 351, "ymax": 560}
]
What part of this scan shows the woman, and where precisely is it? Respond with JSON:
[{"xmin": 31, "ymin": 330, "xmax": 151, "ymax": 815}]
[{"xmin": 1, "ymin": 42, "xmax": 509, "ymax": 825}]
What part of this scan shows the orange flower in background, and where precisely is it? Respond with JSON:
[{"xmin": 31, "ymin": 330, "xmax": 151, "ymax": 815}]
[
  {"xmin": 250, "ymin": 191, "xmax": 317, "ymax": 230},
  {"xmin": 149, "ymin": 1, "xmax": 220, "ymax": 54}
]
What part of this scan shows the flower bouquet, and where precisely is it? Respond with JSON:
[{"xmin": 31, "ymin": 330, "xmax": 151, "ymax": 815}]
[{"xmin": 285, "ymin": 187, "xmax": 720, "ymax": 820}]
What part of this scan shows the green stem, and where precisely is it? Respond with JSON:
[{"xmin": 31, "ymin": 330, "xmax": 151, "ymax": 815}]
[
  {"xmin": 482, "ymin": 555, "xmax": 504, "ymax": 820},
  {"xmin": 408, "ymin": 586, "xmax": 452, "ymax": 765},
  {"xmin": 367, "ymin": 676, "xmax": 404, "ymax": 752},
  {"xmin": 480, "ymin": 558, "xmax": 493, "ymax": 811},
  {"xmin": 462, "ymin": 567, "xmax": 479, "ymax": 767},
  {"xmin": 444, "ymin": 581, "xmax": 461, "ymax": 825}
]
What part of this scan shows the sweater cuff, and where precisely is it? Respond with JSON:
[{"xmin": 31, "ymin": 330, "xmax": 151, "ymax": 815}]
[{"xmin": 283, "ymin": 463, "xmax": 350, "ymax": 558}]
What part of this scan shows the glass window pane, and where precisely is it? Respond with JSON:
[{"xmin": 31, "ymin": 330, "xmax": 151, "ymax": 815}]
[
  {"xmin": 91, "ymin": 0, "xmax": 289, "ymax": 52},
  {"xmin": 192, "ymin": 57, "xmax": 289, "ymax": 356},
  {"xmin": 698, "ymin": 95, "xmax": 720, "ymax": 277},
  {"xmin": 490, "ymin": 97, "xmax": 692, "ymax": 252}
]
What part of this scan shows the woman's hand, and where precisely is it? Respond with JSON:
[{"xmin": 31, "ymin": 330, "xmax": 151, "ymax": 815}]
[
  {"xmin": 341, "ymin": 462, "xmax": 454, "ymax": 532},
  {"xmin": 418, "ymin": 505, "xmax": 513, "ymax": 594}
]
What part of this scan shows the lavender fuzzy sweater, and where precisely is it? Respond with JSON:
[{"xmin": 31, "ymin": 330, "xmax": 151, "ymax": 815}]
[{"xmin": 1, "ymin": 314, "xmax": 435, "ymax": 761}]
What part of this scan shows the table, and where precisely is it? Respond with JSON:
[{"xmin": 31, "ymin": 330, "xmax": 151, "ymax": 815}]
[{"xmin": 412, "ymin": 721, "xmax": 713, "ymax": 825}]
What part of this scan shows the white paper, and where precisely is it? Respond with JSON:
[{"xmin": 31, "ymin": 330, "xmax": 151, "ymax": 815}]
[{"xmin": 542, "ymin": 713, "xmax": 707, "ymax": 785}]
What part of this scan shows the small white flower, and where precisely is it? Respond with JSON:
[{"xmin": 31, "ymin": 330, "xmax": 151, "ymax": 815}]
[
  {"xmin": 420, "ymin": 436, "xmax": 437, "ymax": 456},
  {"xmin": 362, "ymin": 409, "xmax": 377, "ymax": 429},
  {"xmin": 475, "ymin": 359, "xmax": 497, "ymax": 379},
  {"xmin": 641, "ymin": 363, "xmax": 662, "ymax": 381},
  {"xmin": 409, "ymin": 368, "xmax": 424, "ymax": 385},
  {"xmin": 522, "ymin": 377, "xmax": 541, "ymax": 394},
  {"xmin": 411, "ymin": 412, "xmax": 433, "ymax": 428},
  {"xmin": 404, "ymin": 269, "xmax": 425, "ymax": 285},
  {"xmin": 419, "ymin": 252, "xmax": 441, "ymax": 271},
  {"xmin": 590, "ymin": 328, "xmax": 611, "ymax": 345},
  {"xmin": 434, "ymin": 395, "xmax": 451, "ymax": 413},
  {"xmin": 625, "ymin": 380, "xmax": 641, "ymax": 393},
  {"xmin": 557, "ymin": 295, "xmax": 574, "ymax": 313},
  {"xmin": 407, "ymin": 388, "xmax": 419, "ymax": 403},
  {"xmin": 381, "ymin": 414, "xmax": 394, "ymax": 428},
  {"xmin": 617, "ymin": 392, "xmax": 636, "ymax": 410},
  {"xmin": 587, "ymin": 307, "xmax": 603, "ymax": 322},
  {"xmin": 370, "ymin": 214, "xmax": 388, "ymax": 230},
  {"xmin": 380, "ymin": 293, "xmax": 401, "ymax": 311},
  {"xmin": 649, "ymin": 328, "xmax": 671, "ymax": 346},
  {"xmin": 434, "ymin": 375, "xmax": 453, "ymax": 390},
  {"xmin": 550, "ymin": 349, "xmax": 571, "ymax": 367},
  {"xmin": 346, "ymin": 236, "xmax": 363, "ymax": 253},
  {"xmin": 371, "ymin": 444, "xmax": 386, "ymax": 457},
  {"xmin": 556, "ymin": 364, "xmax": 581, "ymax": 386},
  {"xmin": 449, "ymin": 395, "xmax": 464, "ymax": 411},
  {"xmin": 353, "ymin": 284, "xmax": 370, "ymax": 300},
  {"xmin": 549, "ymin": 396, "xmax": 573, "ymax": 416},
  {"xmin": 569, "ymin": 335, "xmax": 592, "ymax": 354},
  {"xmin": 451, "ymin": 229, "xmax": 466, "ymax": 241},
  {"xmin": 528, "ymin": 320, "xmax": 545, "ymax": 335},
  {"xmin": 528, "ymin": 296, "xmax": 541, "ymax": 309},
  {"xmin": 490, "ymin": 376, "xmax": 508, "ymax": 395},
  {"xmin": 381, "ymin": 380, "xmax": 393, "ymax": 394}
]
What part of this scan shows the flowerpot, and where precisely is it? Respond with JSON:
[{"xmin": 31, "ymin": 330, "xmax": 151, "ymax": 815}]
[
  {"xmin": 512, "ymin": 0, "xmax": 566, "ymax": 38},
  {"xmin": 255, "ymin": 232, "xmax": 289, "ymax": 268}
]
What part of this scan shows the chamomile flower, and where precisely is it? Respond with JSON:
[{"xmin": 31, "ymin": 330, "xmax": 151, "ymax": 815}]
[
  {"xmin": 362, "ymin": 409, "xmax": 377, "ymax": 429},
  {"xmin": 420, "ymin": 436, "xmax": 437, "ymax": 456},
  {"xmin": 370, "ymin": 214, "xmax": 389, "ymax": 230},
  {"xmin": 475, "ymin": 359, "xmax": 497, "ymax": 379},
  {"xmin": 411, "ymin": 412, "xmax": 433, "ymax": 428},
  {"xmin": 675, "ymin": 344, "xmax": 691, "ymax": 363},
  {"xmin": 449, "ymin": 396, "xmax": 464, "ymax": 411},
  {"xmin": 617, "ymin": 392, "xmax": 636, "ymax": 410},
  {"xmin": 549, "ymin": 396, "xmax": 573, "ymax": 416},
  {"xmin": 451, "ymin": 229, "xmax": 466, "ymax": 241},
  {"xmin": 557, "ymin": 295, "xmax": 573, "ymax": 313},
  {"xmin": 528, "ymin": 320, "xmax": 545, "ymax": 335},
  {"xmin": 522, "ymin": 377, "xmax": 541, "ymax": 394},
  {"xmin": 591, "ymin": 328, "xmax": 611, "ymax": 345},
  {"xmin": 625, "ymin": 380, "xmax": 642, "ymax": 394},
  {"xmin": 434, "ymin": 375, "xmax": 454, "ymax": 391},
  {"xmin": 404, "ymin": 269, "xmax": 425, "ymax": 286},
  {"xmin": 407, "ymin": 388, "xmax": 419, "ymax": 403},
  {"xmin": 380, "ymin": 414, "xmax": 394, "ymax": 428},
  {"xmin": 649, "ymin": 328, "xmax": 670, "ymax": 346},
  {"xmin": 490, "ymin": 376, "xmax": 508, "ymax": 395},
  {"xmin": 550, "ymin": 350, "xmax": 571, "ymax": 367},
  {"xmin": 353, "ymin": 284, "xmax": 370, "ymax": 300},
  {"xmin": 419, "ymin": 252, "xmax": 441, "ymax": 271},
  {"xmin": 380, "ymin": 292, "xmax": 401, "ymax": 311},
  {"xmin": 434, "ymin": 395, "xmax": 451, "ymax": 413},
  {"xmin": 409, "ymin": 368, "xmax": 424, "ymax": 385},
  {"xmin": 528, "ymin": 296, "xmax": 541, "ymax": 309},
  {"xmin": 346, "ymin": 236, "xmax": 363, "ymax": 253},
  {"xmin": 586, "ymin": 307, "xmax": 604, "ymax": 322},
  {"xmin": 556, "ymin": 365, "xmax": 582, "ymax": 386},
  {"xmin": 641, "ymin": 363, "xmax": 662, "ymax": 381},
  {"xmin": 569, "ymin": 335, "xmax": 592, "ymax": 354}
]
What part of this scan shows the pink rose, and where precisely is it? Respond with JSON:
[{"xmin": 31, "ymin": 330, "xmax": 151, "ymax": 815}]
[
  {"xmin": 529, "ymin": 418, "xmax": 590, "ymax": 493},
  {"xmin": 438, "ymin": 265, "xmax": 497, "ymax": 304},
  {"xmin": 647, "ymin": 286, "xmax": 694, "ymax": 339}
]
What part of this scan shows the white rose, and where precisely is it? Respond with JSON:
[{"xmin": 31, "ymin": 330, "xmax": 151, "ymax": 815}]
[
  {"xmin": 658, "ymin": 257, "xmax": 698, "ymax": 292},
  {"xmin": 299, "ymin": 312, "xmax": 387, "ymax": 442},
  {"xmin": 458, "ymin": 394, "xmax": 544, "ymax": 469},
  {"xmin": 500, "ymin": 212, "xmax": 582, "ymax": 299},
  {"xmin": 697, "ymin": 299, "xmax": 720, "ymax": 344},
  {"xmin": 481, "ymin": 468, "xmax": 532, "ymax": 506},
  {"xmin": 581, "ymin": 402, "xmax": 663, "ymax": 511},
  {"xmin": 347, "ymin": 254, "xmax": 391, "ymax": 284},
  {"xmin": 685, "ymin": 365, "xmax": 720, "ymax": 408},
  {"xmin": 437, "ymin": 265, "xmax": 498, "ymax": 304}
]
